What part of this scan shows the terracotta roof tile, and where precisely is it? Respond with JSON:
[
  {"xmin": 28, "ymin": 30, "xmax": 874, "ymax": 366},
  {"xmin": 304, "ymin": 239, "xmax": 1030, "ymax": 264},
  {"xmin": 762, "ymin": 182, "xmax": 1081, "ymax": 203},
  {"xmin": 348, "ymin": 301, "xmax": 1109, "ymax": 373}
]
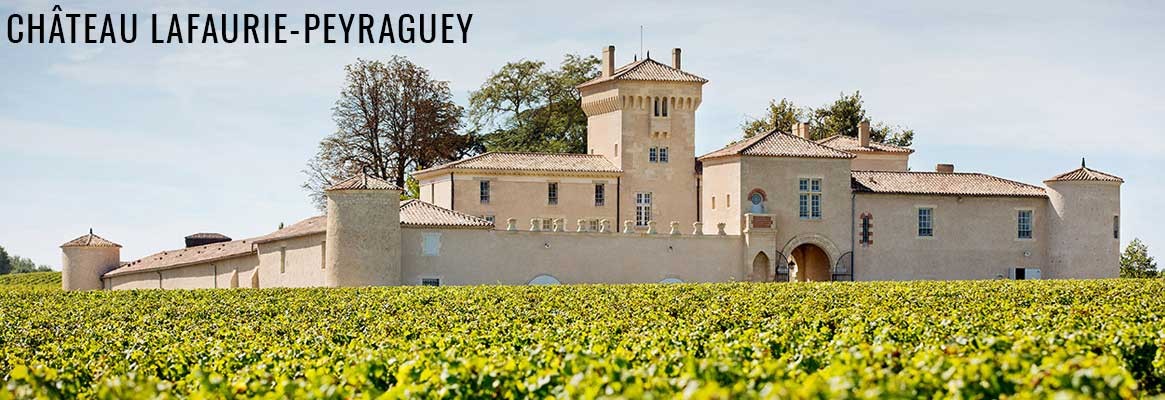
[
  {"xmin": 326, "ymin": 174, "xmax": 401, "ymax": 191},
  {"xmin": 817, "ymin": 135, "xmax": 914, "ymax": 154},
  {"xmin": 1046, "ymin": 166, "xmax": 1123, "ymax": 183},
  {"xmin": 61, "ymin": 231, "xmax": 121, "ymax": 248},
  {"xmin": 252, "ymin": 216, "xmax": 326, "ymax": 244},
  {"xmin": 414, "ymin": 152, "xmax": 621, "ymax": 177},
  {"xmin": 699, "ymin": 130, "xmax": 856, "ymax": 160},
  {"xmin": 103, "ymin": 239, "xmax": 255, "ymax": 278},
  {"xmin": 105, "ymin": 199, "xmax": 494, "ymax": 278},
  {"xmin": 578, "ymin": 58, "xmax": 708, "ymax": 88},
  {"xmin": 401, "ymin": 200, "xmax": 494, "ymax": 229},
  {"xmin": 852, "ymin": 171, "xmax": 1047, "ymax": 197},
  {"xmin": 185, "ymin": 233, "xmax": 230, "ymax": 240}
]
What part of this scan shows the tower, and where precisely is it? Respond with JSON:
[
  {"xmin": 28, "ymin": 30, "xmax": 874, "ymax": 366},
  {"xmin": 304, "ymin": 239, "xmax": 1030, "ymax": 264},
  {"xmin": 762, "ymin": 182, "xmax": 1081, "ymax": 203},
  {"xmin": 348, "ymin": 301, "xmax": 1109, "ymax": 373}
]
[
  {"xmin": 578, "ymin": 45, "xmax": 707, "ymax": 229},
  {"xmin": 1044, "ymin": 160, "xmax": 1123, "ymax": 278},
  {"xmin": 323, "ymin": 173, "xmax": 402, "ymax": 287},
  {"xmin": 60, "ymin": 229, "xmax": 121, "ymax": 290}
]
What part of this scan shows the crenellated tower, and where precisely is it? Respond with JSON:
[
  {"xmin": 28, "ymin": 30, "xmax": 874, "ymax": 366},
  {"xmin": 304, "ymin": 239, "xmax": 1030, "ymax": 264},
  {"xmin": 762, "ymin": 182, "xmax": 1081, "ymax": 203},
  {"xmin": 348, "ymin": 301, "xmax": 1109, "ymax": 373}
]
[{"xmin": 578, "ymin": 45, "xmax": 707, "ymax": 230}]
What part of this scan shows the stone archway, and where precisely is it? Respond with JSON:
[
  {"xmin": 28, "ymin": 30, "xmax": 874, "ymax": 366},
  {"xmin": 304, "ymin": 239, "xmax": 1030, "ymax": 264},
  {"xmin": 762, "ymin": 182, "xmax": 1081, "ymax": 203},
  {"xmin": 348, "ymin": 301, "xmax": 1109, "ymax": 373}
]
[
  {"xmin": 790, "ymin": 243, "xmax": 831, "ymax": 282},
  {"xmin": 750, "ymin": 252, "xmax": 771, "ymax": 282},
  {"xmin": 782, "ymin": 234, "xmax": 840, "ymax": 282}
]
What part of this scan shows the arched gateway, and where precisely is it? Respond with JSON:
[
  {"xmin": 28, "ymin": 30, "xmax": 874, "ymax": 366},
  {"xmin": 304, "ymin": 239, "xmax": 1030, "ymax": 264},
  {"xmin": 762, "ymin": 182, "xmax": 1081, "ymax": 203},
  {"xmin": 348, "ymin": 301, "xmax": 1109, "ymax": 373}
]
[{"xmin": 781, "ymin": 234, "xmax": 842, "ymax": 282}]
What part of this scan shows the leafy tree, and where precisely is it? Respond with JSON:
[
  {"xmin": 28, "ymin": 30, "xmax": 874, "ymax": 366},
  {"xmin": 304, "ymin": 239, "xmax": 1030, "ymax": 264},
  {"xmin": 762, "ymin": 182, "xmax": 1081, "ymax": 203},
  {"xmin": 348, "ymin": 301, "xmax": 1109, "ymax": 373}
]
[
  {"xmin": 741, "ymin": 98, "xmax": 804, "ymax": 139},
  {"xmin": 402, "ymin": 176, "xmax": 421, "ymax": 200},
  {"xmin": 1120, "ymin": 238, "xmax": 1158, "ymax": 278},
  {"xmin": 8, "ymin": 255, "xmax": 51, "ymax": 273},
  {"xmin": 469, "ymin": 54, "xmax": 600, "ymax": 153},
  {"xmin": 742, "ymin": 91, "xmax": 914, "ymax": 147},
  {"xmin": 303, "ymin": 57, "xmax": 475, "ymax": 209},
  {"xmin": 0, "ymin": 246, "xmax": 10, "ymax": 275}
]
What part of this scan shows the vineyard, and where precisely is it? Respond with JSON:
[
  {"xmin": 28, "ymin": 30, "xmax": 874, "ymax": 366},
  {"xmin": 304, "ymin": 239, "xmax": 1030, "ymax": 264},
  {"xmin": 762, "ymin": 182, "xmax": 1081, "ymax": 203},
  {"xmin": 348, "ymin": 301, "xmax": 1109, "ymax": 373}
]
[
  {"xmin": 1, "ymin": 280, "xmax": 1163, "ymax": 398},
  {"xmin": 0, "ymin": 272, "xmax": 60, "ymax": 289}
]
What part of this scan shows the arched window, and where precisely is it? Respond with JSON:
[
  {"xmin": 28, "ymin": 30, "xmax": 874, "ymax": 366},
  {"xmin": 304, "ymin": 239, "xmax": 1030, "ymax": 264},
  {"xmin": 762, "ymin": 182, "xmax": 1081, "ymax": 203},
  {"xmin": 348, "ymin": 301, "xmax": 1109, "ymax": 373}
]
[
  {"xmin": 528, "ymin": 274, "xmax": 561, "ymax": 285},
  {"xmin": 659, "ymin": 277, "xmax": 683, "ymax": 284}
]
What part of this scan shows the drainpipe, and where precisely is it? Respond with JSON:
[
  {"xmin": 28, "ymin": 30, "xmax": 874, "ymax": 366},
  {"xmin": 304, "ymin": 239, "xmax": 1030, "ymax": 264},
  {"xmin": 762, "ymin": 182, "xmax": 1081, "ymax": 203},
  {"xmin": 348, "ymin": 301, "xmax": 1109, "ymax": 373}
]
[
  {"xmin": 449, "ymin": 172, "xmax": 455, "ymax": 210},
  {"xmin": 850, "ymin": 192, "xmax": 856, "ymax": 280},
  {"xmin": 616, "ymin": 177, "xmax": 621, "ymax": 225},
  {"xmin": 696, "ymin": 176, "xmax": 702, "ymax": 222}
]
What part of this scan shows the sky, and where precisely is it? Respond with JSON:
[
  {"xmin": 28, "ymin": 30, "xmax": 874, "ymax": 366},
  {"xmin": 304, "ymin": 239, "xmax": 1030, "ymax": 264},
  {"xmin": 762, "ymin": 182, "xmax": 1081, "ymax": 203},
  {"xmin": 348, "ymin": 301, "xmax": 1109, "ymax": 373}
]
[{"xmin": 1, "ymin": 0, "xmax": 1162, "ymax": 268}]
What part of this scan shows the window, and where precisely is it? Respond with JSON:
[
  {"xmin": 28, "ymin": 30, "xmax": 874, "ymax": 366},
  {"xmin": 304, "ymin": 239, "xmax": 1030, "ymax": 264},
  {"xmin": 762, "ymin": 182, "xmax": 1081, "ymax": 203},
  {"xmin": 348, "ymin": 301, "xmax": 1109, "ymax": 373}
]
[
  {"xmin": 659, "ymin": 147, "xmax": 669, "ymax": 163},
  {"xmin": 711, "ymin": 196, "xmax": 716, "ymax": 210},
  {"xmin": 798, "ymin": 178, "xmax": 822, "ymax": 219},
  {"xmin": 662, "ymin": 97, "xmax": 669, "ymax": 117},
  {"xmin": 421, "ymin": 278, "xmax": 441, "ymax": 287},
  {"xmin": 482, "ymin": 215, "xmax": 495, "ymax": 224},
  {"xmin": 653, "ymin": 98, "xmax": 660, "ymax": 116},
  {"xmin": 479, "ymin": 180, "xmax": 490, "ymax": 204},
  {"xmin": 635, "ymin": 192, "xmax": 652, "ymax": 226},
  {"xmin": 1114, "ymin": 215, "xmax": 1120, "ymax": 239},
  {"xmin": 918, "ymin": 208, "xmax": 934, "ymax": 237},
  {"xmin": 649, "ymin": 147, "xmax": 658, "ymax": 163},
  {"xmin": 589, "ymin": 219, "xmax": 601, "ymax": 232},
  {"xmin": 1017, "ymin": 210, "xmax": 1033, "ymax": 239},
  {"xmin": 594, "ymin": 184, "xmax": 605, "ymax": 206},
  {"xmin": 279, "ymin": 246, "xmax": 287, "ymax": 273},
  {"xmin": 859, "ymin": 214, "xmax": 873, "ymax": 246},
  {"xmin": 547, "ymin": 182, "xmax": 558, "ymax": 205}
]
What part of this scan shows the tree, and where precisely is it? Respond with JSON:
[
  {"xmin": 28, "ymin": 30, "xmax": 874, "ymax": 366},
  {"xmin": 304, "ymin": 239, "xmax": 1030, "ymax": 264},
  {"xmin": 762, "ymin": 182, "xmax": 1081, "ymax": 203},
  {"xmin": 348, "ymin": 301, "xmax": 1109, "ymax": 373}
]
[
  {"xmin": 1120, "ymin": 238, "xmax": 1158, "ymax": 278},
  {"xmin": 742, "ymin": 91, "xmax": 915, "ymax": 147},
  {"xmin": 8, "ymin": 255, "xmax": 51, "ymax": 273},
  {"xmin": 741, "ymin": 98, "xmax": 804, "ymax": 139},
  {"xmin": 469, "ymin": 54, "xmax": 600, "ymax": 153},
  {"xmin": 303, "ymin": 57, "xmax": 474, "ymax": 209},
  {"xmin": 402, "ymin": 176, "xmax": 421, "ymax": 200},
  {"xmin": 0, "ymin": 246, "xmax": 10, "ymax": 275}
]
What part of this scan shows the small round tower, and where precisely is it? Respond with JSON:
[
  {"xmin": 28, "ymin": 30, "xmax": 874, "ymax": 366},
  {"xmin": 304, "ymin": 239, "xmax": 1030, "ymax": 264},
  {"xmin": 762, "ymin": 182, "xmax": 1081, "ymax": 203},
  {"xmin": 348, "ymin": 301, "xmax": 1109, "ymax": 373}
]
[
  {"xmin": 60, "ymin": 229, "xmax": 122, "ymax": 290},
  {"xmin": 323, "ymin": 173, "xmax": 402, "ymax": 287},
  {"xmin": 1044, "ymin": 159, "xmax": 1123, "ymax": 279}
]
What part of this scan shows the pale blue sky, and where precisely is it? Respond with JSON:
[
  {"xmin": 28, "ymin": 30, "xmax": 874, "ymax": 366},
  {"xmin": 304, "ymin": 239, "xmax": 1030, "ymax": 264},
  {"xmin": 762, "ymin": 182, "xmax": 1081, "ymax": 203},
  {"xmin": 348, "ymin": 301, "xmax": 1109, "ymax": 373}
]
[{"xmin": 1, "ymin": 0, "xmax": 1162, "ymax": 267}]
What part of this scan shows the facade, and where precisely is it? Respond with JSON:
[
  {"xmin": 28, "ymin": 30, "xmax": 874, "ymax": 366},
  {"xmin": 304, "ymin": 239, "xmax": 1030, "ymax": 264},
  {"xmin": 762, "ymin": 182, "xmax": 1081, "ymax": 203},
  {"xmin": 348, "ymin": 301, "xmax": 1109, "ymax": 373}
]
[{"xmin": 60, "ymin": 45, "xmax": 1124, "ymax": 291}]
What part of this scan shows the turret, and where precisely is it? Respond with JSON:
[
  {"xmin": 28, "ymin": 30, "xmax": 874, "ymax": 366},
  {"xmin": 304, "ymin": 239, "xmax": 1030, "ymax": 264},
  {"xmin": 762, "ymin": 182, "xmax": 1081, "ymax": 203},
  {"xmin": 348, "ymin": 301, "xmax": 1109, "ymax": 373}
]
[
  {"xmin": 1044, "ymin": 159, "xmax": 1123, "ymax": 278},
  {"xmin": 60, "ymin": 229, "xmax": 121, "ymax": 290},
  {"xmin": 323, "ymin": 173, "xmax": 402, "ymax": 287}
]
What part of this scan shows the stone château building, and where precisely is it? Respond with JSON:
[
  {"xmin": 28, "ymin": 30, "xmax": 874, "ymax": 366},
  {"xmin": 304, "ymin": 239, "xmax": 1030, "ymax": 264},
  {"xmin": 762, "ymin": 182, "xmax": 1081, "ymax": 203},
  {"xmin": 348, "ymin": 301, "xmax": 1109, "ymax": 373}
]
[{"xmin": 61, "ymin": 45, "xmax": 1123, "ymax": 290}]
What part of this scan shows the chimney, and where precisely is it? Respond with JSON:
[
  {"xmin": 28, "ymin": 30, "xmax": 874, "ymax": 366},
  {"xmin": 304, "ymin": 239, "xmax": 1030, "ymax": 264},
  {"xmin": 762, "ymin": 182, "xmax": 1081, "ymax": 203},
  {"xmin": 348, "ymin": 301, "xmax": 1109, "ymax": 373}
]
[
  {"xmin": 936, "ymin": 164, "xmax": 955, "ymax": 173},
  {"xmin": 858, "ymin": 120, "xmax": 871, "ymax": 147},
  {"xmin": 672, "ymin": 48, "xmax": 681, "ymax": 69},
  {"xmin": 602, "ymin": 45, "xmax": 615, "ymax": 77},
  {"xmin": 798, "ymin": 122, "xmax": 812, "ymax": 140}
]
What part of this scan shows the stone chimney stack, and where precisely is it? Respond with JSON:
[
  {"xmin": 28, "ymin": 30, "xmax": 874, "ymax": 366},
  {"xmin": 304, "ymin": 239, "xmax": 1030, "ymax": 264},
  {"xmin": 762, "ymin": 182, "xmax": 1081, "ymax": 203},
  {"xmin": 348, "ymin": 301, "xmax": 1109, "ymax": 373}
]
[
  {"xmin": 936, "ymin": 164, "xmax": 955, "ymax": 173},
  {"xmin": 795, "ymin": 122, "xmax": 812, "ymax": 140},
  {"xmin": 602, "ymin": 45, "xmax": 615, "ymax": 77},
  {"xmin": 859, "ymin": 120, "xmax": 871, "ymax": 147},
  {"xmin": 672, "ymin": 48, "xmax": 681, "ymax": 69}
]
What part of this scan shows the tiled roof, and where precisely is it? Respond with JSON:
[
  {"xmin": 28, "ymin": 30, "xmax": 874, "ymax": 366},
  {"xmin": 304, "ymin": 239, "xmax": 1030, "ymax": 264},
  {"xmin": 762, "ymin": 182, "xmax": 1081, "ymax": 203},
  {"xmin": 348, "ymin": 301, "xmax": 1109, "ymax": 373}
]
[
  {"xmin": 413, "ymin": 152, "xmax": 621, "ymax": 177},
  {"xmin": 105, "ymin": 200, "xmax": 494, "ymax": 277},
  {"xmin": 852, "ymin": 171, "xmax": 1047, "ymax": 198},
  {"xmin": 401, "ymin": 200, "xmax": 494, "ymax": 229},
  {"xmin": 578, "ymin": 58, "xmax": 708, "ymax": 88},
  {"xmin": 326, "ymin": 174, "xmax": 401, "ymax": 191},
  {"xmin": 817, "ymin": 135, "xmax": 914, "ymax": 154},
  {"xmin": 61, "ymin": 231, "xmax": 121, "ymax": 248},
  {"xmin": 252, "ymin": 216, "xmax": 326, "ymax": 244},
  {"xmin": 103, "ymin": 239, "xmax": 255, "ymax": 278},
  {"xmin": 699, "ymin": 130, "xmax": 856, "ymax": 160},
  {"xmin": 1046, "ymin": 166, "xmax": 1123, "ymax": 183}
]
